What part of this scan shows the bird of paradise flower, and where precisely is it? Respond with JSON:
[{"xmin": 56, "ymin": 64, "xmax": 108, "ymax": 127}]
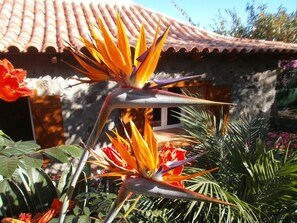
[
  {"xmin": 65, "ymin": 13, "xmax": 210, "ymax": 90},
  {"xmin": 88, "ymin": 120, "xmax": 235, "ymax": 222},
  {"xmin": 59, "ymin": 13, "xmax": 231, "ymax": 222},
  {"xmin": 66, "ymin": 13, "xmax": 169, "ymax": 89}
]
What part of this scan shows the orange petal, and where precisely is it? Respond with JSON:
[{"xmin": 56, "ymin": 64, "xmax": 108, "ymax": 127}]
[
  {"xmin": 80, "ymin": 37, "xmax": 102, "ymax": 63},
  {"xmin": 134, "ymin": 24, "xmax": 147, "ymax": 68},
  {"xmin": 163, "ymin": 167, "xmax": 219, "ymax": 182},
  {"xmin": 135, "ymin": 23, "xmax": 170, "ymax": 88},
  {"xmin": 107, "ymin": 133, "xmax": 138, "ymax": 170},
  {"xmin": 98, "ymin": 19, "xmax": 127, "ymax": 73},
  {"xmin": 1, "ymin": 218, "xmax": 26, "ymax": 223},
  {"xmin": 135, "ymin": 24, "xmax": 169, "ymax": 86},
  {"xmin": 87, "ymin": 148, "xmax": 111, "ymax": 169},
  {"xmin": 90, "ymin": 26, "xmax": 120, "ymax": 75},
  {"xmin": 130, "ymin": 121, "xmax": 157, "ymax": 173},
  {"xmin": 94, "ymin": 171, "xmax": 131, "ymax": 177},
  {"xmin": 36, "ymin": 209, "xmax": 55, "ymax": 223},
  {"xmin": 116, "ymin": 13, "xmax": 132, "ymax": 75},
  {"xmin": 143, "ymin": 119, "xmax": 158, "ymax": 166},
  {"xmin": 69, "ymin": 51, "xmax": 109, "ymax": 81}
]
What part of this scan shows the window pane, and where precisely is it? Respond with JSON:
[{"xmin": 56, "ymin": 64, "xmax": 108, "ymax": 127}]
[
  {"xmin": 167, "ymin": 106, "xmax": 181, "ymax": 125},
  {"xmin": 152, "ymin": 108, "xmax": 161, "ymax": 127},
  {"xmin": 0, "ymin": 97, "xmax": 34, "ymax": 141},
  {"xmin": 167, "ymin": 87, "xmax": 181, "ymax": 125}
]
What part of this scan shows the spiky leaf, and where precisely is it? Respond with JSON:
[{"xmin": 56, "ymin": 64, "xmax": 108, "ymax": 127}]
[
  {"xmin": 0, "ymin": 179, "xmax": 29, "ymax": 217},
  {"xmin": 26, "ymin": 168, "xmax": 58, "ymax": 213}
]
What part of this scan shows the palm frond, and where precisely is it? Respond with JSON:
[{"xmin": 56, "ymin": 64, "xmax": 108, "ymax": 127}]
[
  {"xmin": 183, "ymin": 167, "xmax": 258, "ymax": 223},
  {"xmin": 177, "ymin": 102, "xmax": 297, "ymax": 222},
  {"xmin": 130, "ymin": 166, "xmax": 258, "ymax": 223}
]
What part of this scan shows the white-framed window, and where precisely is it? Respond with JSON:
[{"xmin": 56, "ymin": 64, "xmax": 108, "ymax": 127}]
[
  {"xmin": 0, "ymin": 97, "xmax": 35, "ymax": 142},
  {"xmin": 152, "ymin": 87, "xmax": 183, "ymax": 130}
]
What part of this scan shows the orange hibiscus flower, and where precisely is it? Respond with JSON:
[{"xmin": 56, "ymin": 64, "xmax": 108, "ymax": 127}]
[
  {"xmin": 0, "ymin": 59, "xmax": 32, "ymax": 102},
  {"xmin": 1, "ymin": 199, "xmax": 74, "ymax": 223}
]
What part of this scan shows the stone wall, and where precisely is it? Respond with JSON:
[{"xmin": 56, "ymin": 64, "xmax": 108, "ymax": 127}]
[
  {"xmin": 1, "ymin": 52, "xmax": 279, "ymax": 146},
  {"xmin": 155, "ymin": 53, "xmax": 278, "ymax": 121}
]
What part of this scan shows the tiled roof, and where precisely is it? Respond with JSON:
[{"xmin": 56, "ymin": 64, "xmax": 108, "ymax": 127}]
[{"xmin": 0, "ymin": 0, "xmax": 297, "ymax": 54}]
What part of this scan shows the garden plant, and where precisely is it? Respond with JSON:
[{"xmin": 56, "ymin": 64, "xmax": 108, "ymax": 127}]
[
  {"xmin": 58, "ymin": 14, "xmax": 234, "ymax": 223},
  {"xmin": 0, "ymin": 14, "xmax": 233, "ymax": 223},
  {"xmin": 176, "ymin": 104, "xmax": 297, "ymax": 222},
  {"xmin": 1, "ymin": 13, "xmax": 296, "ymax": 223}
]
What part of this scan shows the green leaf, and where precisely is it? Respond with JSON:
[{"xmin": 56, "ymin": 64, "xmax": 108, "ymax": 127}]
[
  {"xmin": 57, "ymin": 164, "xmax": 73, "ymax": 198},
  {"xmin": 0, "ymin": 179, "xmax": 29, "ymax": 217},
  {"xmin": 22, "ymin": 153, "xmax": 43, "ymax": 168},
  {"xmin": 73, "ymin": 206, "xmax": 81, "ymax": 216},
  {"xmin": 65, "ymin": 215, "xmax": 78, "ymax": 223},
  {"xmin": 15, "ymin": 141, "xmax": 41, "ymax": 153},
  {"xmin": 10, "ymin": 168, "xmax": 34, "ymax": 207},
  {"xmin": 73, "ymin": 171, "xmax": 88, "ymax": 208},
  {"xmin": 49, "ymin": 215, "xmax": 78, "ymax": 223},
  {"xmin": 0, "ymin": 131, "xmax": 13, "ymax": 148},
  {"xmin": 27, "ymin": 168, "xmax": 58, "ymax": 213},
  {"xmin": 83, "ymin": 207, "xmax": 91, "ymax": 216},
  {"xmin": 0, "ymin": 130, "xmax": 12, "ymax": 139},
  {"xmin": 59, "ymin": 145, "xmax": 83, "ymax": 158},
  {"xmin": 0, "ymin": 156, "xmax": 18, "ymax": 178},
  {"xmin": 276, "ymin": 88, "xmax": 297, "ymax": 107},
  {"xmin": 78, "ymin": 215, "xmax": 91, "ymax": 223},
  {"xmin": 49, "ymin": 218, "xmax": 58, "ymax": 223},
  {"xmin": 43, "ymin": 147, "xmax": 69, "ymax": 163},
  {"xmin": 0, "ymin": 141, "xmax": 41, "ymax": 156}
]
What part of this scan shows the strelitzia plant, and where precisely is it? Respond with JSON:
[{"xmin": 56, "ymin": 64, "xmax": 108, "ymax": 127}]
[
  {"xmin": 89, "ymin": 120, "xmax": 235, "ymax": 222},
  {"xmin": 59, "ymin": 13, "xmax": 230, "ymax": 222}
]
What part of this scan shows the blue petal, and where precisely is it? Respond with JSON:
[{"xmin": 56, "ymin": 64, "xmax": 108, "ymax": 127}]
[
  {"xmin": 155, "ymin": 152, "xmax": 208, "ymax": 178},
  {"xmin": 144, "ymin": 74, "xmax": 205, "ymax": 89}
]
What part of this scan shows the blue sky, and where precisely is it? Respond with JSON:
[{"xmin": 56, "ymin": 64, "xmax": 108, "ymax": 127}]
[{"xmin": 133, "ymin": 0, "xmax": 297, "ymax": 30}]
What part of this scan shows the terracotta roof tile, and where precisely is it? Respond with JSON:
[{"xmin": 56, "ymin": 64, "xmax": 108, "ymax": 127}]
[{"xmin": 0, "ymin": 0, "xmax": 297, "ymax": 54}]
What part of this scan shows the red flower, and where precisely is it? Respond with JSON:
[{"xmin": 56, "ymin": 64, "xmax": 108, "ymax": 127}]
[
  {"xmin": 159, "ymin": 144, "xmax": 186, "ymax": 174},
  {"xmin": 102, "ymin": 140, "xmax": 135, "ymax": 171},
  {"xmin": 1, "ymin": 199, "xmax": 75, "ymax": 223},
  {"xmin": 159, "ymin": 144, "xmax": 186, "ymax": 187},
  {"xmin": 0, "ymin": 59, "xmax": 32, "ymax": 102},
  {"xmin": 102, "ymin": 146, "xmax": 125, "ymax": 168},
  {"xmin": 36, "ymin": 198, "xmax": 75, "ymax": 223},
  {"xmin": 50, "ymin": 198, "xmax": 65, "ymax": 215},
  {"xmin": 19, "ymin": 213, "xmax": 32, "ymax": 223}
]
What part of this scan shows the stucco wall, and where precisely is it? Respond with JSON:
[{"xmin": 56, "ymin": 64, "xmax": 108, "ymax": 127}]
[
  {"xmin": 1, "ymin": 52, "xmax": 278, "ymax": 147},
  {"xmin": 2, "ymin": 53, "xmax": 119, "ymax": 148},
  {"xmin": 26, "ymin": 76, "xmax": 118, "ymax": 147}
]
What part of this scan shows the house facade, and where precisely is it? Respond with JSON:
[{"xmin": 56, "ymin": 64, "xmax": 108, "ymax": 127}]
[{"xmin": 1, "ymin": 0, "xmax": 297, "ymax": 148}]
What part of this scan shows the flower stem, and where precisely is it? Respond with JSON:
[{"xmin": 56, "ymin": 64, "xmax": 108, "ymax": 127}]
[
  {"xmin": 58, "ymin": 96, "xmax": 113, "ymax": 223},
  {"xmin": 58, "ymin": 87, "xmax": 229, "ymax": 222}
]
